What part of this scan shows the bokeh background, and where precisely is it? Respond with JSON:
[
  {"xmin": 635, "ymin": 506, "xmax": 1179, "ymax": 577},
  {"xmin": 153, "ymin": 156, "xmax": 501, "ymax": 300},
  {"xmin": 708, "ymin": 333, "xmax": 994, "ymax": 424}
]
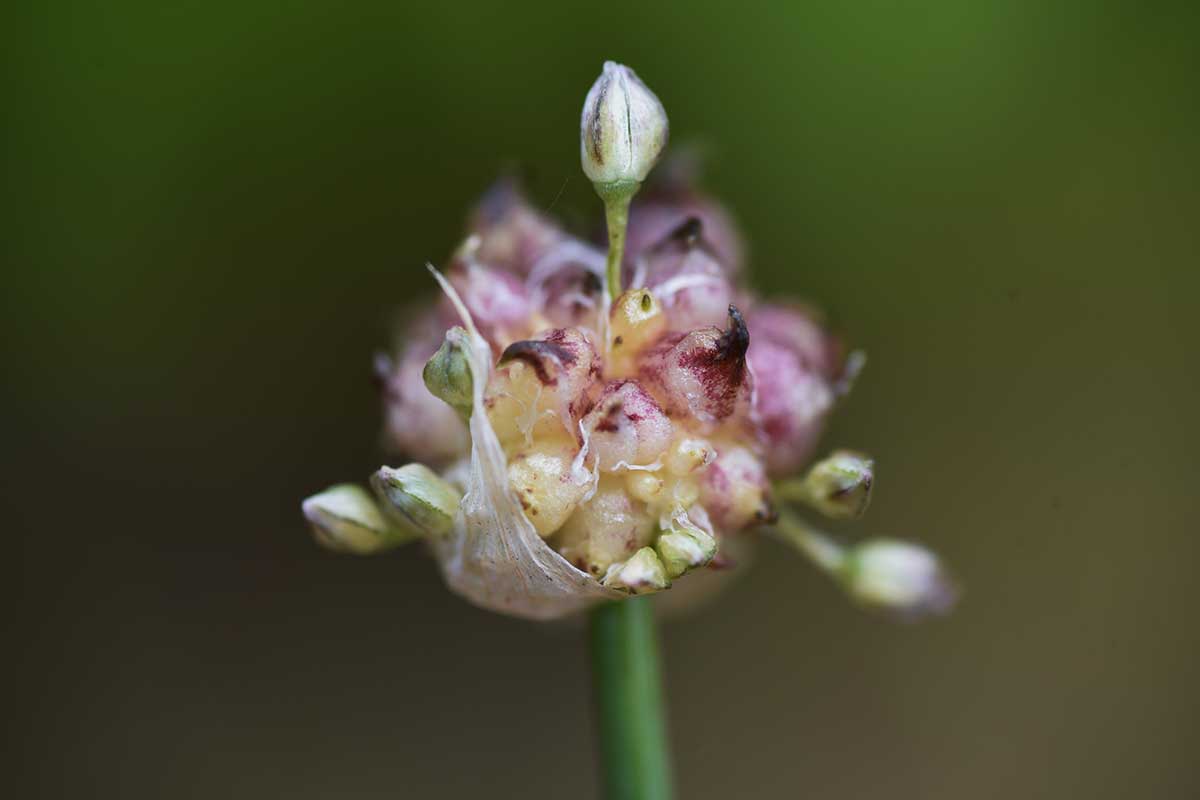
[{"xmin": 9, "ymin": 1, "xmax": 1199, "ymax": 797}]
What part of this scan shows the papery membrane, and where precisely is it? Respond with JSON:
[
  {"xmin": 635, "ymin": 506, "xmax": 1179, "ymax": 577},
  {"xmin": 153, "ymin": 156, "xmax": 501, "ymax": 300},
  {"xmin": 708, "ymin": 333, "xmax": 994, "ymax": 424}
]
[{"xmin": 428, "ymin": 267, "xmax": 623, "ymax": 620}]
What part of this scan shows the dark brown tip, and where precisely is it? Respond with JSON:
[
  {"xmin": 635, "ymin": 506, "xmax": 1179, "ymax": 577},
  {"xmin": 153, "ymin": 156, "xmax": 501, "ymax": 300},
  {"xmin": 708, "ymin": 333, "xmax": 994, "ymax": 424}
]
[
  {"xmin": 648, "ymin": 215, "xmax": 721, "ymax": 261},
  {"xmin": 670, "ymin": 216, "xmax": 704, "ymax": 245},
  {"xmin": 498, "ymin": 337, "xmax": 577, "ymax": 386},
  {"xmin": 717, "ymin": 305, "xmax": 750, "ymax": 363}
]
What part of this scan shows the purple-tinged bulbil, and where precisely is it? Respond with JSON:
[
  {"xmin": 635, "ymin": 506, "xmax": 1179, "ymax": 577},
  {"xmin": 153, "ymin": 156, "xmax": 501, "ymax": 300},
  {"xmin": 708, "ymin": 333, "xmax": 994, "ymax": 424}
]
[
  {"xmin": 638, "ymin": 306, "xmax": 752, "ymax": 427},
  {"xmin": 698, "ymin": 443, "xmax": 774, "ymax": 531},
  {"xmin": 446, "ymin": 262, "xmax": 533, "ymax": 350},
  {"xmin": 488, "ymin": 327, "xmax": 601, "ymax": 443},
  {"xmin": 746, "ymin": 303, "xmax": 845, "ymax": 476},
  {"xmin": 623, "ymin": 153, "xmax": 746, "ymax": 277},
  {"xmin": 637, "ymin": 217, "xmax": 735, "ymax": 330},
  {"xmin": 467, "ymin": 178, "xmax": 566, "ymax": 278},
  {"xmin": 581, "ymin": 380, "xmax": 674, "ymax": 471}
]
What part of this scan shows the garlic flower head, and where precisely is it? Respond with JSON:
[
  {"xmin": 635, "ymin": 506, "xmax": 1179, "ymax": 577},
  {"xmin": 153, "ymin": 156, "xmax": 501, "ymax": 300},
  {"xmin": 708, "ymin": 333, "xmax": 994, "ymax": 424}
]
[{"xmin": 302, "ymin": 64, "xmax": 957, "ymax": 623}]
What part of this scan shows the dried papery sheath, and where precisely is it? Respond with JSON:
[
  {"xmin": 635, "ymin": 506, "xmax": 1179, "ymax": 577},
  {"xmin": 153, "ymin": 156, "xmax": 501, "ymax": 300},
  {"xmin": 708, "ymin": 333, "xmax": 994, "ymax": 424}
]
[{"xmin": 425, "ymin": 268, "xmax": 623, "ymax": 620}]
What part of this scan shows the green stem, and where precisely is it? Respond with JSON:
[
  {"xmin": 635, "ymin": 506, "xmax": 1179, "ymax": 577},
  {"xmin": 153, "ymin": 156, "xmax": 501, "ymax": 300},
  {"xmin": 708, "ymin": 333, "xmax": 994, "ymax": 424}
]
[
  {"xmin": 599, "ymin": 184, "xmax": 636, "ymax": 301},
  {"xmin": 589, "ymin": 597, "xmax": 674, "ymax": 800},
  {"xmin": 773, "ymin": 510, "xmax": 847, "ymax": 573}
]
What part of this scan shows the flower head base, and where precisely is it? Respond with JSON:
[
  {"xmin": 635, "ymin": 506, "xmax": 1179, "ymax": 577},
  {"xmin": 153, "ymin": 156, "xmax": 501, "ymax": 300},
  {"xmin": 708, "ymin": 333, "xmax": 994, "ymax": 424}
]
[{"xmin": 303, "ymin": 61, "xmax": 957, "ymax": 622}]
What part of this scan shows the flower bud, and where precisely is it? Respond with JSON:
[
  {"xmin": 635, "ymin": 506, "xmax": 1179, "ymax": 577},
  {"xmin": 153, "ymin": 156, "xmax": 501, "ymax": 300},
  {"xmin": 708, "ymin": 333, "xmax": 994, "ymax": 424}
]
[
  {"xmin": 843, "ymin": 539, "xmax": 958, "ymax": 618},
  {"xmin": 371, "ymin": 463, "xmax": 461, "ymax": 538},
  {"xmin": 422, "ymin": 327, "xmax": 474, "ymax": 419},
  {"xmin": 580, "ymin": 379, "xmax": 674, "ymax": 471},
  {"xmin": 656, "ymin": 514, "xmax": 718, "ymax": 578},
  {"xmin": 602, "ymin": 547, "xmax": 670, "ymax": 594},
  {"xmin": 638, "ymin": 306, "xmax": 752, "ymax": 426},
  {"xmin": 580, "ymin": 61, "xmax": 669, "ymax": 190},
  {"xmin": 302, "ymin": 484, "xmax": 409, "ymax": 555},
  {"xmin": 800, "ymin": 450, "xmax": 874, "ymax": 520}
]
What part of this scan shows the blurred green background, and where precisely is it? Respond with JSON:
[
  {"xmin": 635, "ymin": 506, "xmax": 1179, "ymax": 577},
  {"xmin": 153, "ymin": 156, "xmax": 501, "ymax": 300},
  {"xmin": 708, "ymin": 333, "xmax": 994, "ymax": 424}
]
[{"xmin": 9, "ymin": 1, "xmax": 1199, "ymax": 797}]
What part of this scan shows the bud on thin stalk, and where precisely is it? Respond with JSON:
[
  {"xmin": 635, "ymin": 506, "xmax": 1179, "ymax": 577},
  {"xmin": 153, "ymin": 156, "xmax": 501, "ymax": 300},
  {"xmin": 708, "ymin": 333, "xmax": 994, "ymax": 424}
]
[
  {"xmin": 773, "ymin": 511, "xmax": 958, "ymax": 619},
  {"xmin": 772, "ymin": 509, "xmax": 848, "ymax": 573},
  {"xmin": 371, "ymin": 463, "xmax": 461, "ymax": 538},
  {"xmin": 302, "ymin": 484, "xmax": 413, "ymax": 555},
  {"xmin": 843, "ymin": 538, "xmax": 959, "ymax": 618},
  {"xmin": 777, "ymin": 450, "xmax": 875, "ymax": 520},
  {"xmin": 422, "ymin": 326, "xmax": 474, "ymax": 420},
  {"xmin": 580, "ymin": 61, "xmax": 669, "ymax": 299}
]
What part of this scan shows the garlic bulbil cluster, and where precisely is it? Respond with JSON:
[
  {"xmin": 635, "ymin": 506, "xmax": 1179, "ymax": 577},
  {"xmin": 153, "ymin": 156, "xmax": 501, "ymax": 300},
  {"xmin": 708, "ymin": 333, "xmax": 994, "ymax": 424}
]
[{"xmin": 302, "ymin": 62, "xmax": 957, "ymax": 621}]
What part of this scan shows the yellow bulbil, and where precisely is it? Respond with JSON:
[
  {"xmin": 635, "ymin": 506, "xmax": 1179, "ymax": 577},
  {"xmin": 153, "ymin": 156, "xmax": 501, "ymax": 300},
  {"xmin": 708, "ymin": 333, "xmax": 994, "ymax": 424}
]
[
  {"xmin": 556, "ymin": 479, "xmax": 656, "ymax": 576},
  {"xmin": 609, "ymin": 288, "xmax": 666, "ymax": 375},
  {"xmin": 507, "ymin": 440, "xmax": 589, "ymax": 538},
  {"xmin": 485, "ymin": 362, "xmax": 570, "ymax": 450}
]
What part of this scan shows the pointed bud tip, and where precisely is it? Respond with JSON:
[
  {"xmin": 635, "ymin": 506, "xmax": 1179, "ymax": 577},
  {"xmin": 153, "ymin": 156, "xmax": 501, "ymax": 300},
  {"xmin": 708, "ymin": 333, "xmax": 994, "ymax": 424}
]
[{"xmin": 803, "ymin": 450, "xmax": 875, "ymax": 520}]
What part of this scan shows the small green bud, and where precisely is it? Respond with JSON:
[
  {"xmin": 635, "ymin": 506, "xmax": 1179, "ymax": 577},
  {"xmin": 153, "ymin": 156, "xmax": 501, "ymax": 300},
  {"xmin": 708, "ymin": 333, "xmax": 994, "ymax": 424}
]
[
  {"xmin": 422, "ymin": 327, "xmax": 473, "ymax": 420},
  {"xmin": 801, "ymin": 450, "xmax": 874, "ymax": 520},
  {"xmin": 371, "ymin": 463, "xmax": 461, "ymax": 538},
  {"xmin": 655, "ymin": 518, "xmax": 717, "ymax": 579},
  {"xmin": 602, "ymin": 547, "xmax": 670, "ymax": 594},
  {"xmin": 302, "ymin": 484, "xmax": 407, "ymax": 555}
]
